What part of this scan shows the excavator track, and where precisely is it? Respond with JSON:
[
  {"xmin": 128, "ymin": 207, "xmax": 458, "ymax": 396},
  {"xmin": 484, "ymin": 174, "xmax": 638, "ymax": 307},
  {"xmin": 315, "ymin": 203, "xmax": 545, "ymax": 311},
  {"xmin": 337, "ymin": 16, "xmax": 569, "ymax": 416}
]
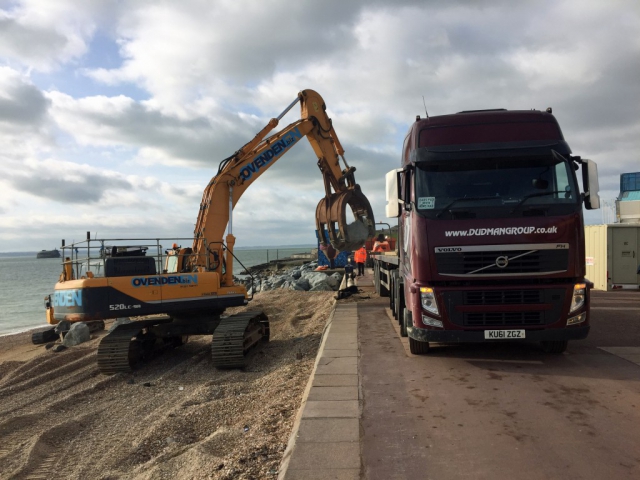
[
  {"xmin": 211, "ymin": 311, "xmax": 269, "ymax": 369},
  {"xmin": 97, "ymin": 318, "xmax": 172, "ymax": 375}
]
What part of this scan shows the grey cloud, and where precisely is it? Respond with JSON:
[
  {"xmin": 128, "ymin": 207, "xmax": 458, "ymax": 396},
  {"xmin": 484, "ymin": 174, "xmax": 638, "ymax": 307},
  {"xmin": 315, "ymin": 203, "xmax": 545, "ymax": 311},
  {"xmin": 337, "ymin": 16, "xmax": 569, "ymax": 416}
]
[
  {"xmin": 0, "ymin": 17, "xmax": 67, "ymax": 65},
  {"xmin": 62, "ymin": 101, "xmax": 252, "ymax": 166},
  {"xmin": 3, "ymin": 0, "xmax": 639, "ymax": 252},
  {"xmin": 104, "ymin": 0, "xmax": 474, "ymax": 87},
  {"xmin": 8, "ymin": 170, "xmax": 132, "ymax": 204},
  {"xmin": 0, "ymin": 77, "xmax": 50, "ymax": 126},
  {"xmin": 553, "ymin": 59, "xmax": 640, "ymax": 133},
  {"xmin": 343, "ymin": 146, "xmax": 397, "ymax": 183}
]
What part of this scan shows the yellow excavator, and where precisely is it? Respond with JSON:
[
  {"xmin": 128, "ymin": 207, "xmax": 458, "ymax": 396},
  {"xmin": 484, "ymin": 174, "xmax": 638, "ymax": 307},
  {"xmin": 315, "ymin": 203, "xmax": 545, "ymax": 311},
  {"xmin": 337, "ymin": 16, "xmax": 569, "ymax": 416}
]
[{"xmin": 40, "ymin": 89, "xmax": 375, "ymax": 374}]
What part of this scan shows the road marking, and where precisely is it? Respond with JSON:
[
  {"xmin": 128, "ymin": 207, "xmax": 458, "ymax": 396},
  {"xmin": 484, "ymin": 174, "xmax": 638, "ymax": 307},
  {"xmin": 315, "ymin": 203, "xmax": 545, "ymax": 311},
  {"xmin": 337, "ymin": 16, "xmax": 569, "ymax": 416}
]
[
  {"xmin": 590, "ymin": 307, "xmax": 640, "ymax": 310},
  {"xmin": 598, "ymin": 347, "xmax": 640, "ymax": 366}
]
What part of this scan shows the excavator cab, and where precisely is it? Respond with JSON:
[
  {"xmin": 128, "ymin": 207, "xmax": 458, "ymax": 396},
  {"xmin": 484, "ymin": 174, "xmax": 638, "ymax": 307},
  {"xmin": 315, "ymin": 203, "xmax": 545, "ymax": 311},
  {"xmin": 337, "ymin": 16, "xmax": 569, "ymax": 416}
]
[{"xmin": 164, "ymin": 245, "xmax": 193, "ymax": 273}]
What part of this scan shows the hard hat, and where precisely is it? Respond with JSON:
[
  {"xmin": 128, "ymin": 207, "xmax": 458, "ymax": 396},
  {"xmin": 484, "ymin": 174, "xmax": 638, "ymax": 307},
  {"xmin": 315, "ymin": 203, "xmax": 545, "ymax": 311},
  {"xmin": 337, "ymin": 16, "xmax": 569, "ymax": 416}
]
[{"xmin": 172, "ymin": 243, "xmax": 178, "ymax": 249}]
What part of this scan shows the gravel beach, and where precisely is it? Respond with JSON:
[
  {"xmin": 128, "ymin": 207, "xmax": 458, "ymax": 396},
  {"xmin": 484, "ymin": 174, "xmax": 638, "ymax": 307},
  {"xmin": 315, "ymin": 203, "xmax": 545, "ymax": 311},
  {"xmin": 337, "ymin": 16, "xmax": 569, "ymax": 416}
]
[{"xmin": 0, "ymin": 289, "xmax": 337, "ymax": 479}]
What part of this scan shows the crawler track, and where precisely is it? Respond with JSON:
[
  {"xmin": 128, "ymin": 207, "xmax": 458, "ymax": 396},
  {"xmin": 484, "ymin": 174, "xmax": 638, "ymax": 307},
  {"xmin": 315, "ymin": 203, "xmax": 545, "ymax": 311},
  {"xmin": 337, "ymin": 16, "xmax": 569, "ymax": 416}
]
[
  {"xmin": 96, "ymin": 312, "xmax": 269, "ymax": 374},
  {"xmin": 97, "ymin": 318, "xmax": 172, "ymax": 375},
  {"xmin": 211, "ymin": 311, "xmax": 269, "ymax": 369}
]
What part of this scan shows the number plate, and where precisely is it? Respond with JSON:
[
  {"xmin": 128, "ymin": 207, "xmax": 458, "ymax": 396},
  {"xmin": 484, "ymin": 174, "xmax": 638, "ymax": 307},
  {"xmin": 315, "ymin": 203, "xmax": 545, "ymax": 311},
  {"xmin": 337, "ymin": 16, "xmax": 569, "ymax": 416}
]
[{"xmin": 484, "ymin": 329, "xmax": 526, "ymax": 339}]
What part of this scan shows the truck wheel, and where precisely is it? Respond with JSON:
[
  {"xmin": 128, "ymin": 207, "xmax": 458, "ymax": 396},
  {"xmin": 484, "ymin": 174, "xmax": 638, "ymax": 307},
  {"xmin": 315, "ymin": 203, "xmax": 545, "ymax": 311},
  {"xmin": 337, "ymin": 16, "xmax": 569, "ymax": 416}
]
[
  {"xmin": 400, "ymin": 308, "xmax": 409, "ymax": 337},
  {"xmin": 409, "ymin": 336, "xmax": 430, "ymax": 355},
  {"xmin": 541, "ymin": 340, "xmax": 568, "ymax": 354}
]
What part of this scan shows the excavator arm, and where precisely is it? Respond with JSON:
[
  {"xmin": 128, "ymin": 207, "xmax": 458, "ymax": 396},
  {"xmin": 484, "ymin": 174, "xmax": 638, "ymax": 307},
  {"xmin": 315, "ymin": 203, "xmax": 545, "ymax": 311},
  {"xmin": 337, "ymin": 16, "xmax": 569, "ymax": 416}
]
[{"xmin": 191, "ymin": 89, "xmax": 375, "ymax": 286}]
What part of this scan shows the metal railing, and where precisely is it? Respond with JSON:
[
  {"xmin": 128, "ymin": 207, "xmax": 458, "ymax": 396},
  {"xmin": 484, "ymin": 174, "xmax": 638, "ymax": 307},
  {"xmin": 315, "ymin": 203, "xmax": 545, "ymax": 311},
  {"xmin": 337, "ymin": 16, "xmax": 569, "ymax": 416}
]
[{"xmin": 59, "ymin": 236, "xmax": 200, "ymax": 280}]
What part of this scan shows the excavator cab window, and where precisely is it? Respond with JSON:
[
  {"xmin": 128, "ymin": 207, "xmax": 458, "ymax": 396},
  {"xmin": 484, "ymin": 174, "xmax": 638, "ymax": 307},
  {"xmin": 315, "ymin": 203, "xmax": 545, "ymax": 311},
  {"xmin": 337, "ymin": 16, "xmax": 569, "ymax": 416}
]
[{"xmin": 165, "ymin": 254, "xmax": 179, "ymax": 274}]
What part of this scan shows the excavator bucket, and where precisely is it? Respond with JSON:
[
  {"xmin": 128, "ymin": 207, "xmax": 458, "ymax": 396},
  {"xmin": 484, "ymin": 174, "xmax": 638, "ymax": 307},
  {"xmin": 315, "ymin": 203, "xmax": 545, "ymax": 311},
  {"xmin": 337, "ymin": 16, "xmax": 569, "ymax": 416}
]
[{"xmin": 316, "ymin": 186, "xmax": 376, "ymax": 252}]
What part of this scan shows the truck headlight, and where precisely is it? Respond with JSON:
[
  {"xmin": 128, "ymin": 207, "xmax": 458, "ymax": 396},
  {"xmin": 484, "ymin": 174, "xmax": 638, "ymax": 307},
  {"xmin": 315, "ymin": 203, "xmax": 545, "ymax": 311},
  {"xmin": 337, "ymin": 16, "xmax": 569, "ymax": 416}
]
[
  {"xmin": 420, "ymin": 287, "xmax": 439, "ymax": 315},
  {"xmin": 569, "ymin": 283, "xmax": 586, "ymax": 313}
]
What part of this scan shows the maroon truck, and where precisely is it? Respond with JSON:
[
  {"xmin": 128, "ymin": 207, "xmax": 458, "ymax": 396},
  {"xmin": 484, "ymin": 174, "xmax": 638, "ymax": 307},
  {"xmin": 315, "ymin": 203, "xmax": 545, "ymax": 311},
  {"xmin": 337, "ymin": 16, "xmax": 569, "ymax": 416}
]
[{"xmin": 373, "ymin": 108, "xmax": 600, "ymax": 354}]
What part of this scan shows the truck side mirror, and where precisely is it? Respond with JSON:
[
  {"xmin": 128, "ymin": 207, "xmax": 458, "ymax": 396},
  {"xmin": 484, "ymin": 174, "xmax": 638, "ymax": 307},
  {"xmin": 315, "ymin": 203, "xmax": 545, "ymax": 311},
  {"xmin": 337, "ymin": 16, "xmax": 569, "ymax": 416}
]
[
  {"xmin": 385, "ymin": 169, "xmax": 402, "ymax": 218},
  {"xmin": 581, "ymin": 159, "xmax": 600, "ymax": 210}
]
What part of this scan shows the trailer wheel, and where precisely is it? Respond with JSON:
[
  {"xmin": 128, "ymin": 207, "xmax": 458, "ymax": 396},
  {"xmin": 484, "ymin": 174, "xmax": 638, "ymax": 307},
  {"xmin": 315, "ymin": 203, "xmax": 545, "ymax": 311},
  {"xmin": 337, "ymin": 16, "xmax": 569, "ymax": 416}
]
[
  {"xmin": 379, "ymin": 272, "xmax": 389, "ymax": 297},
  {"xmin": 389, "ymin": 271, "xmax": 397, "ymax": 314},
  {"xmin": 392, "ymin": 275, "xmax": 400, "ymax": 320},
  {"xmin": 395, "ymin": 282, "xmax": 405, "ymax": 325},
  {"xmin": 409, "ymin": 336, "xmax": 430, "ymax": 355},
  {"xmin": 541, "ymin": 340, "xmax": 568, "ymax": 354},
  {"xmin": 373, "ymin": 263, "xmax": 380, "ymax": 294},
  {"xmin": 400, "ymin": 308, "xmax": 409, "ymax": 337}
]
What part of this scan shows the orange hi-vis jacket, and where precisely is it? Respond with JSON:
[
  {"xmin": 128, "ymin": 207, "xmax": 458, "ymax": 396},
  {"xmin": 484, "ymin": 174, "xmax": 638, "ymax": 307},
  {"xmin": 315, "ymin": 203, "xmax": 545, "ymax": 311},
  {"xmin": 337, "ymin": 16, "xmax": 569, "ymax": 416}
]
[
  {"xmin": 372, "ymin": 241, "xmax": 390, "ymax": 252},
  {"xmin": 354, "ymin": 247, "xmax": 367, "ymax": 263}
]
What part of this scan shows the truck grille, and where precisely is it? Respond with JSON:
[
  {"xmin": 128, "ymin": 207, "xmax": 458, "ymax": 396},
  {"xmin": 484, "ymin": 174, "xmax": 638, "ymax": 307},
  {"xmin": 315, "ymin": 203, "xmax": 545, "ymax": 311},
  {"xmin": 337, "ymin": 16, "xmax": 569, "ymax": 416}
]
[
  {"xmin": 463, "ymin": 311, "xmax": 543, "ymax": 327},
  {"xmin": 442, "ymin": 288, "xmax": 565, "ymax": 328},
  {"xmin": 465, "ymin": 290, "xmax": 541, "ymax": 305},
  {"xmin": 436, "ymin": 249, "xmax": 568, "ymax": 276}
]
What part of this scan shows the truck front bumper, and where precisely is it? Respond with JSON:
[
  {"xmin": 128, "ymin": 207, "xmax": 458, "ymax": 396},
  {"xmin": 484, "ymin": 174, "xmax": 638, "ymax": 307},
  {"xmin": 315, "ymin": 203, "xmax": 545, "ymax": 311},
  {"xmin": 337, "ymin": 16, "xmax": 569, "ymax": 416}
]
[{"xmin": 408, "ymin": 325, "xmax": 590, "ymax": 343}]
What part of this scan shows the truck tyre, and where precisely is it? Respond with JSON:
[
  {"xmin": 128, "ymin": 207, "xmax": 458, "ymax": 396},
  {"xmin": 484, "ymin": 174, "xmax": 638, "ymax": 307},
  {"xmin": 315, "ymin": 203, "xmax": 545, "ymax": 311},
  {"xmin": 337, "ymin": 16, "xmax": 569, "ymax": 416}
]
[
  {"xmin": 409, "ymin": 336, "xmax": 430, "ymax": 355},
  {"xmin": 400, "ymin": 308, "xmax": 409, "ymax": 337},
  {"xmin": 541, "ymin": 340, "xmax": 568, "ymax": 354}
]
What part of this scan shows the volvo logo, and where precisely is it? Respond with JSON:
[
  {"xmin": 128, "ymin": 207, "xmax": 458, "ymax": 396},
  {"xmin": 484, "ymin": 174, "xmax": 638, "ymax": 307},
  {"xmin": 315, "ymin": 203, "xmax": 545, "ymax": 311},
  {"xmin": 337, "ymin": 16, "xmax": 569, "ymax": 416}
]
[{"xmin": 495, "ymin": 256, "xmax": 509, "ymax": 269}]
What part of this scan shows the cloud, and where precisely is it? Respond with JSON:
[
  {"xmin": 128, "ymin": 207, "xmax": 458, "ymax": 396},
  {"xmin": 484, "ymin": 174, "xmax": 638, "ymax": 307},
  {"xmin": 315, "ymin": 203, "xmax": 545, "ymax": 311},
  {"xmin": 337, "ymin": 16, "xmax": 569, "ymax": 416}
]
[
  {"xmin": 5, "ymin": 158, "xmax": 132, "ymax": 203},
  {"xmin": 47, "ymin": 91, "xmax": 261, "ymax": 167},
  {"xmin": 0, "ymin": 1, "xmax": 104, "ymax": 71},
  {"xmin": 0, "ymin": 0, "xmax": 639, "ymax": 251},
  {"xmin": 0, "ymin": 67, "xmax": 50, "ymax": 127},
  {"xmin": 0, "ymin": 15, "xmax": 67, "ymax": 68}
]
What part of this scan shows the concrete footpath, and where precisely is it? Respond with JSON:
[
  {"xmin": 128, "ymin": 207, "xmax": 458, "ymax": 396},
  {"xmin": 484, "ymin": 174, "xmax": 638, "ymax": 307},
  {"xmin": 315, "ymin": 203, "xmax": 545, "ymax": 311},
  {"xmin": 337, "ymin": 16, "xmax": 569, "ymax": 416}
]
[
  {"xmin": 278, "ymin": 274, "xmax": 369, "ymax": 480},
  {"xmin": 277, "ymin": 271, "xmax": 640, "ymax": 479}
]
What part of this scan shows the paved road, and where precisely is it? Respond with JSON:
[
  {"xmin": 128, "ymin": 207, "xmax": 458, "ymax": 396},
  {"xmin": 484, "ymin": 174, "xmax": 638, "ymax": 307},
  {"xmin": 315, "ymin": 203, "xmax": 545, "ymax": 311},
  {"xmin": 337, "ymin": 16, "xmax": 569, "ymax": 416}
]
[{"xmin": 359, "ymin": 290, "xmax": 640, "ymax": 480}]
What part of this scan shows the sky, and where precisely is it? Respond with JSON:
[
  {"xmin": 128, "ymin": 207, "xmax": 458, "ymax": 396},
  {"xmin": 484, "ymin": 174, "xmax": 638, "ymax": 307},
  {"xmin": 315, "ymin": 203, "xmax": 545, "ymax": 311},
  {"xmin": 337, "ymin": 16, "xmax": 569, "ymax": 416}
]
[{"xmin": 0, "ymin": 0, "xmax": 638, "ymax": 252}]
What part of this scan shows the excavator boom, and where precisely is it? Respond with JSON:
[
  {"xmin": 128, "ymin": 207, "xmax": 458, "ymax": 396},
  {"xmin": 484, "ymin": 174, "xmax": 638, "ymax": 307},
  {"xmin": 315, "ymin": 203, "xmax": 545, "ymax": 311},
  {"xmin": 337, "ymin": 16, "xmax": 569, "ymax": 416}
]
[
  {"xmin": 42, "ymin": 89, "xmax": 374, "ymax": 375},
  {"xmin": 192, "ymin": 89, "xmax": 375, "ymax": 285}
]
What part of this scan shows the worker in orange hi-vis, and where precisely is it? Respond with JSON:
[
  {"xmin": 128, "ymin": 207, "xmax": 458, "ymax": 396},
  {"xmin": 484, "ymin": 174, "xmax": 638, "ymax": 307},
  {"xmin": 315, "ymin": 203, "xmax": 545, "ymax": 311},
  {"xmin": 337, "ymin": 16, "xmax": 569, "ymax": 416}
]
[
  {"xmin": 372, "ymin": 233, "xmax": 390, "ymax": 252},
  {"xmin": 354, "ymin": 245, "xmax": 367, "ymax": 276}
]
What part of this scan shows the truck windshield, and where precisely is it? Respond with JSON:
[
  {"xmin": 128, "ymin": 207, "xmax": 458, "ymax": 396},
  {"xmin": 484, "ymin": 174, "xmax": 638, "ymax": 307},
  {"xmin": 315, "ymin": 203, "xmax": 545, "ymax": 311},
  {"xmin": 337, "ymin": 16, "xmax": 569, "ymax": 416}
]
[{"xmin": 415, "ymin": 155, "xmax": 580, "ymax": 219}]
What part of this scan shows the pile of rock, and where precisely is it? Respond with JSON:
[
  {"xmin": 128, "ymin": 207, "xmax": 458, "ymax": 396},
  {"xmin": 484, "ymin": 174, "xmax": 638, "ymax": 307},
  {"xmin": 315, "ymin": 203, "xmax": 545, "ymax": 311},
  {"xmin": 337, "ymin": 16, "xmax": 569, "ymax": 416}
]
[{"xmin": 237, "ymin": 261, "xmax": 343, "ymax": 295}]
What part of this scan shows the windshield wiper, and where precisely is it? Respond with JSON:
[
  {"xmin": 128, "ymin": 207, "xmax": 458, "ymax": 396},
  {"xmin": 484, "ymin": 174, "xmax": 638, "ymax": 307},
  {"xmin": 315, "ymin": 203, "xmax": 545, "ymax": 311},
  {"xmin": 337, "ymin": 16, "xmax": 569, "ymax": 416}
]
[
  {"xmin": 436, "ymin": 196, "xmax": 497, "ymax": 218},
  {"xmin": 509, "ymin": 191, "xmax": 564, "ymax": 214}
]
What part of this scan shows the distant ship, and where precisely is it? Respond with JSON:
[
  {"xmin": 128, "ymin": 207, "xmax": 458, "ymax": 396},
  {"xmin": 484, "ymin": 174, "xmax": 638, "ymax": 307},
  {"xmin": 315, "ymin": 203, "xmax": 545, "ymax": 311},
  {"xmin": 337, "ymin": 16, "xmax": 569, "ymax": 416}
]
[{"xmin": 37, "ymin": 249, "xmax": 61, "ymax": 259}]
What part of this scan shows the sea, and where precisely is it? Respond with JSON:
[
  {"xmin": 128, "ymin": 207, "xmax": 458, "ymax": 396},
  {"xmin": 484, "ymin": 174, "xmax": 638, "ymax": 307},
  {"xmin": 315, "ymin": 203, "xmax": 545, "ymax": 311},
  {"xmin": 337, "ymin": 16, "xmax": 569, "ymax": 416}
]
[{"xmin": 0, "ymin": 246, "xmax": 314, "ymax": 337}]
